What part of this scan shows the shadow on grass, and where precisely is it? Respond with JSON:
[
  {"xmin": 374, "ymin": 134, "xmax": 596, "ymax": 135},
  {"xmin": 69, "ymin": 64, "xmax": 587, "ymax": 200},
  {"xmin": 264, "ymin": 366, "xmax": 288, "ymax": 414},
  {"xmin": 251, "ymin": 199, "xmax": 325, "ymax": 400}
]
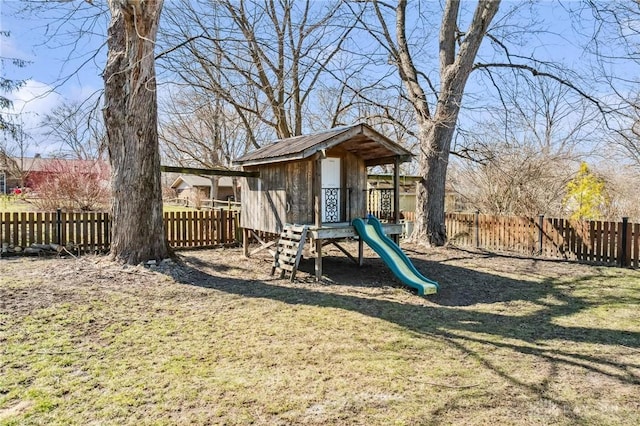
[{"xmin": 169, "ymin": 251, "xmax": 640, "ymax": 422}]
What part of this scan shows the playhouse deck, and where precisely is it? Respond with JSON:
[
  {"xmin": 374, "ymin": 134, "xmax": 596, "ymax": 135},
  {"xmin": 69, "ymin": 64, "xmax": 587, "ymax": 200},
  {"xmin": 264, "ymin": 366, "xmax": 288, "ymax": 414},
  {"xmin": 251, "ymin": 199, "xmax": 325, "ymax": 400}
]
[{"xmin": 308, "ymin": 222, "xmax": 404, "ymax": 280}]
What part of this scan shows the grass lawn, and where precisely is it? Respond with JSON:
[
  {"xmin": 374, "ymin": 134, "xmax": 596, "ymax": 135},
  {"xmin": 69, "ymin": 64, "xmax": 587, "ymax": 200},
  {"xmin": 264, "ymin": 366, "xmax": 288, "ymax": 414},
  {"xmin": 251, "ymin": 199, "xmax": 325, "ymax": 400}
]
[
  {"xmin": 1, "ymin": 245, "xmax": 639, "ymax": 425},
  {"xmin": 0, "ymin": 198, "xmax": 199, "ymax": 213},
  {"xmin": 0, "ymin": 198, "xmax": 33, "ymax": 213},
  {"xmin": 161, "ymin": 204, "xmax": 201, "ymax": 213}
]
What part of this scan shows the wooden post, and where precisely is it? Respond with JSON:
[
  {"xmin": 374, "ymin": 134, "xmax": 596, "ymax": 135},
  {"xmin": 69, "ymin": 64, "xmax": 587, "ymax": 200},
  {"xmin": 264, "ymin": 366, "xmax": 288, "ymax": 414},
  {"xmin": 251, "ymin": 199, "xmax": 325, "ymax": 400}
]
[
  {"xmin": 315, "ymin": 155, "xmax": 322, "ymax": 228},
  {"xmin": 358, "ymin": 236, "xmax": 364, "ymax": 266},
  {"xmin": 315, "ymin": 238, "xmax": 323, "ymax": 280},
  {"xmin": 393, "ymin": 156, "xmax": 400, "ymax": 244},
  {"xmin": 621, "ymin": 217, "xmax": 629, "ymax": 267},
  {"xmin": 475, "ymin": 210, "xmax": 480, "ymax": 248},
  {"xmin": 314, "ymin": 155, "xmax": 323, "ymax": 280},
  {"xmin": 243, "ymin": 227, "xmax": 249, "ymax": 257},
  {"xmin": 538, "ymin": 214, "xmax": 544, "ymax": 255},
  {"xmin": 56, "ymin": 208, "xmax": 62, "ymax": 245}
]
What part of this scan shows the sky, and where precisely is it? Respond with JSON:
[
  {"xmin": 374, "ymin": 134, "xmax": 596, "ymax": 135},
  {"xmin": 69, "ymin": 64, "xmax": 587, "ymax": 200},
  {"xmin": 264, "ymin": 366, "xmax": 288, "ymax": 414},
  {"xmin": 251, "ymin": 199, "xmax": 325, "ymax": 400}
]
[
  {"xmin": 0, "ymin": 1, "xmax": 636, "ymax": 158},
  {"xmin": 1, "ymin": 1, "xmax": 106, "ymax": 156}
]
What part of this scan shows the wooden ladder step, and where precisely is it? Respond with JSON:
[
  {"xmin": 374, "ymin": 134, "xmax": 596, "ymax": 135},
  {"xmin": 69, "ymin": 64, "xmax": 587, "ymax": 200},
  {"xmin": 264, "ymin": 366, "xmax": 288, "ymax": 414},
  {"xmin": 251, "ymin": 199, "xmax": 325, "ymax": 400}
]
[{"xmin": 271, "ymin": 224, "xmax": 308, "ymax": 281}]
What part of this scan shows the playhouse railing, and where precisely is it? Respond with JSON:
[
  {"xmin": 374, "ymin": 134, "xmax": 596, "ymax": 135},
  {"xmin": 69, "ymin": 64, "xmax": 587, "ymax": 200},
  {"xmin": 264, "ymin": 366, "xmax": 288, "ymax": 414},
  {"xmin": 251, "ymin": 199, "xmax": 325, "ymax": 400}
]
[
  {"xmin": 321, "ymin": 187, "xmax": 351, "ymax": 223},
  {"xmin": 367, "ymin": 188, "xmax": 395, "ymax": 221}
]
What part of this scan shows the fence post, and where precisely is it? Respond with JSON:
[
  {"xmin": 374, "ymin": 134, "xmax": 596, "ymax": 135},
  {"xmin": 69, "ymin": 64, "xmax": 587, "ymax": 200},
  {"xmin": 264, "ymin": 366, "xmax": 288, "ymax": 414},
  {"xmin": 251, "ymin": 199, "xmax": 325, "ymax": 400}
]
[
  {"xmin": 474, "ymin": 210, "xmax": 480, "ymax": 248},
  {"xmin": 538, "ymin": 214, "xmax": 544, "ymax": 255},
  {"xmin": 621, "ymin": 217, "xmax": 629, "ymax": 267},
  {"xmin": 56, "ymin": 208, "xmax": 62, "ymax": 245}
]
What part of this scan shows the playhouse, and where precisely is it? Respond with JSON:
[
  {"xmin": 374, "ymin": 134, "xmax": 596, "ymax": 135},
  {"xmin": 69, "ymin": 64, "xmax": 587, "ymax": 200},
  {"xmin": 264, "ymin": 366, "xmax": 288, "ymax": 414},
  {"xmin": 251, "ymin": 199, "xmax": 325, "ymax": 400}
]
[{"xmin": 234, "ymin": 123, "xmax": 417, "ymax": 280}]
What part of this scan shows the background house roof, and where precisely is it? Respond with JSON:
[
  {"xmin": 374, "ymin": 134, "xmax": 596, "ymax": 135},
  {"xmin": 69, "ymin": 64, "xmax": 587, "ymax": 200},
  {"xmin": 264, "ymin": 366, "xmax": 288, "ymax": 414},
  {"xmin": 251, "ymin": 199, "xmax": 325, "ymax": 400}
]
[
  {"xmin": 2, "ymin": 157, "xmax": 109, "ymax": 173},
  {"xmin": 233, "ymin": 123, "xmax": 413, "ymax": 167},
  {"xmin": 170, "ymin": 175, "xmax": 235, "ymax": 189}
]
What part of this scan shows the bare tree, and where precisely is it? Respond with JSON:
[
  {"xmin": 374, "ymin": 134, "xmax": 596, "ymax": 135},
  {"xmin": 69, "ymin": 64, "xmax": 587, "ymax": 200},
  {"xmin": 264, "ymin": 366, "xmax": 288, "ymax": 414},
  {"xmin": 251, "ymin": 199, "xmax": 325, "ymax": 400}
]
[
  {"xmin": 575, "ymin": 1, "xmax": 640, "ymax": 168},
  {"xmin": 1, "ymin": 30, "xmax": 30, "ymax": 189},
  {"xmin": 29, "ymin": 158, "xmax": 110, "ymax": 211},
  {"xmin": 41, "ymin": 99, "xmax": 106, "ymax": 160},
  {"xmin": 158, "ymin": 0, "xmax": 354, "ymax": 140},
  {"xmin": 351, "ymin": 0, "xmax": 501, "ymax": 245},
  {"xmin": 449, "ymin": 76, "xmax": 601, "ymax": 217},
  {"xmin": 159, "ymin": 88, "xmax": 256, "ymax": 199},
  {"xmin": 103, "ymin": 0, "xmax": 168, "ymax": 264},
  {"xmin": 0, "ymin": 124, "xmax": 36, "ymax": 190},
  {"xmin": 0, "ymin": 31, "xmax": 27, "ymax": 141}
]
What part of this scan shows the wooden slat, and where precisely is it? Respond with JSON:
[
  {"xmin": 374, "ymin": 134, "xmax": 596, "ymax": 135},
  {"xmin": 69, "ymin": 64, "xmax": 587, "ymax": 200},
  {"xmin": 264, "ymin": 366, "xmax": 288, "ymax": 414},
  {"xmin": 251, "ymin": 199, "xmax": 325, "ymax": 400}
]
[
  {"xmin": 589, "ymin": 220, "xmax": 596, "ymax": 262},
  {"xmin": 82, "ymin": 212, "xmax": 89, "ymax": 251},
  {"xmin": 632, "ymin": 223, "xmax": 640, "ymax": 268},
  {"xmin": 278, "ymin": 247, "xmax": 300, "ymax": 257},
  {"xmin": 198, "ymin": 211, "xmax": 205, "ymax": 246},
  {"xmin": 279, "ymin": 263, "xmax": 295, "ymax": 272},
  {"xmin": 0, "ymin": 212, "xmax": 5, "ymax": 247},
  {"xmin": 595, "ymin": 221, "xmax": 602, "ymax": 262},
  {"xmin": 271, "ymin": 223, "xmax": 308, "ymax": 281},
  {"xmin": 602, "ymin": 221, "xmax": 610, "ymax": 263},
  {"xmin": 97, "ymin": 212, "xmax": 105, "ymax": 250},
  {"xmin": 617, "ymin": 221, "xmax": 623, "ymax": 266},
  {"xmin": 221, "ymin": 209, "xmax": 228, "ymax": 244},
  {"xmin": 625, "ymin": 220, "xmax": 633, "ymax": 267},
  {"xmin": 75, "ymin": 212, "xmax": 82, "ymax": 248},
  {"xmin": 570, "ymin": 220, "xmax": 577, "ymax": 260},
  {"xmin": 187, "ymin": 211, "xmax": 193, "ymax": 247},
  {"xmin": 180, "ymin": 211, "xmax": 187, "ymax": 248}
]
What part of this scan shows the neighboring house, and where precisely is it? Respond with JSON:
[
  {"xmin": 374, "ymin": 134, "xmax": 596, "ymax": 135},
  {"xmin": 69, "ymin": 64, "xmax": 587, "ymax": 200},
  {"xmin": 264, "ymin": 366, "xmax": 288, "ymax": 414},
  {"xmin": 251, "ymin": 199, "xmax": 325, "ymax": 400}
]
[
  {"xmin": 0, "ymin": 170, "xmax": 6, "ymax": 194},
  {"xmin": 367, "ymin": 174, "xmax": 473, "ymax": 215},
  {"xmin": 0, "ymin": 156, "xmax": 110, "ymax": 194},
  {"xmin": 367, "ymin": 175, "xmax": 419, "ymax": 218},
  {"xmin": 170, "ymin": 175, "xmax": 238, "ymax": 201}
]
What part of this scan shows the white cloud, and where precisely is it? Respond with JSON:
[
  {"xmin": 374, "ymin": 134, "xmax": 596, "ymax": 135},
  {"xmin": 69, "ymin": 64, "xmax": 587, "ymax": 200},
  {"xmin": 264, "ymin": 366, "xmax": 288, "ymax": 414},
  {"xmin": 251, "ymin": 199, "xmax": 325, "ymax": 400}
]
[
  {"xmin": 5, "ymin": 79, "xmax": 62, "ymax": 129},
  {"xmin": 2, "ymin": 80, "xmax": 64, "ymax": 156}
]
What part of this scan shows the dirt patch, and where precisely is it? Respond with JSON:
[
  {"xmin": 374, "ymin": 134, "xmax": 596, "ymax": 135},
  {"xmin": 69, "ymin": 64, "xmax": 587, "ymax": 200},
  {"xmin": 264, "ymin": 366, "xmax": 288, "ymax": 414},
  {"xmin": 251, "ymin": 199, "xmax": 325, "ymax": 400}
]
[
  {"xmin": 0, "ymin": 400, "xmax": 33, "ymax": 421},
  {"xmin": 0, "ymin": 241, "xmax": 603, "ymax": 311}
]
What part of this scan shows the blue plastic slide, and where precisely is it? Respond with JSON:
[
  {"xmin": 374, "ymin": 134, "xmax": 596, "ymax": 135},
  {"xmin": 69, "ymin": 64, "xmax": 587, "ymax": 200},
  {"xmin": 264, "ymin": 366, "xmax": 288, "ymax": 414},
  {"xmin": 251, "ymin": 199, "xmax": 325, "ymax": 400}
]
[{"xmin": 352, "ymin": 215, "xmax": 439, "ymax": 296}]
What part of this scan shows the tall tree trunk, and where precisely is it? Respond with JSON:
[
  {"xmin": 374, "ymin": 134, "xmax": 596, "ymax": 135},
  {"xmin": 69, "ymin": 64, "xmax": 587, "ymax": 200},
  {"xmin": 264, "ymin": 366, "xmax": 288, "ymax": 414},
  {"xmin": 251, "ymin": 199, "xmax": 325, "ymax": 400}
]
[
  {"xmin": 410, "ymin": 0, "xmax": 500, "ymax": 246},
  {"xmin": 103, "ymin": 0, "xmax": 169, "ymax": 264}
]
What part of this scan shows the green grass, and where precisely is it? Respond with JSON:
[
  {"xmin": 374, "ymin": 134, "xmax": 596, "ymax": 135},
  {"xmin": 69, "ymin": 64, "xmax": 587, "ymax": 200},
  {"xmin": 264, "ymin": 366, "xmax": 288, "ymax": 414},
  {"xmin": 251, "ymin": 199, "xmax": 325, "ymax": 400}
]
[
  {"xmin": 0, "ymin": 198, "xmax": 199, "ymax": 213},
  {"xmin": 1, "ymin": 248, "xmax": 639, "ymax": 425},
  {"xmin": 161, "ymin": 204, "xmax": 201, "ymax": 213},
  {"xmin": 0, "ymin": 197, "xmax": 33, "ymax": 212}
]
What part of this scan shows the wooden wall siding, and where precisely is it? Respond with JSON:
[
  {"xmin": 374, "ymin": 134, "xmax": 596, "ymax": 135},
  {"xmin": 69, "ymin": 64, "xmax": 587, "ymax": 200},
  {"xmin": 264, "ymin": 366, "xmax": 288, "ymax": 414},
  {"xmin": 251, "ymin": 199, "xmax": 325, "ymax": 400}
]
[
  {"xmin": 285, "ymin": 160, "xmax": 313, "ymax": 225},
  {"xmin": 240, "ymin": 163, "xmax": 287, "ymax": 234},
  {"xmin": 1, "ymin": 210, "xmax": 239, "ymax": 253},
  {"xmin": 322, "ymin": 146, "xmax": 366, "ymax": 222},
  {"xmin": 445, "ymin": 212, "xmax": 640, "ymax": 267},
  {"xmin": 342, "ymin": 150, "xmax": 367, "ymax": 221},
  {"xmin": 240, "ymin": 148, "xmax": 369, "ymax": 233}
]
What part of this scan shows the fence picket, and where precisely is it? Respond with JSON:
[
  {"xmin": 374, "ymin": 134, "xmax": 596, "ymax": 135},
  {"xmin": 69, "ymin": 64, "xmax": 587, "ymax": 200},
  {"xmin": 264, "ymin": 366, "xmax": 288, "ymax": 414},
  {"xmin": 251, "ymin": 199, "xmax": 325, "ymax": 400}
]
[{"xmin": 629, "ymin": 223, "xmax": 640, "ymax": 268}]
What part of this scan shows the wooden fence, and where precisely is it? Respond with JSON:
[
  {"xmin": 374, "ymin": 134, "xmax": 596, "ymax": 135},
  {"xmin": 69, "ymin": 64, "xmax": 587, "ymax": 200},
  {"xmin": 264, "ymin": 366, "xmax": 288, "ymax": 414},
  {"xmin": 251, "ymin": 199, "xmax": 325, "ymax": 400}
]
[
  {"xmin": 446, "ymin": 212, "xmax": 640, "ymax": 268},
  {"xmin": 5, "ymin": 208, "xmax": 638, "ymax": 268},
  {"xmin": 164, "ymin": 210, "xmax": 239, "ymax": 248},
  {"xmin": 0, "ymin": 210, "xmax": 240, "ymax": 254},
  {"xmin": 0, "ymin": 211, "xmax": 110, "ymax": 253}
]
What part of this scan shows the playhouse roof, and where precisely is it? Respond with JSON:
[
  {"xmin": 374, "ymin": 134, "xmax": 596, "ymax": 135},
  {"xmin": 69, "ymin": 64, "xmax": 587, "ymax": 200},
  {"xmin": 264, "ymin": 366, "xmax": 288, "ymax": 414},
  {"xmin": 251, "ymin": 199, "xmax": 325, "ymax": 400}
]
[{"xmin": 233, "ymin": 123, "xmax": 413, "ymax": 167}]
